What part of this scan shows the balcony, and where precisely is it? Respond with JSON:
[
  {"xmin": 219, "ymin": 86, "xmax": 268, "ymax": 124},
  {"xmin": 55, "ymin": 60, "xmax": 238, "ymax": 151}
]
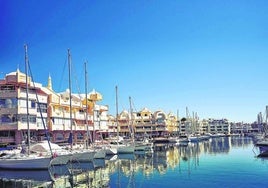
[
  {"xmin": 0, "ymin": 137, "xmax": 16, "ymax": 143},
  {"xmin": 74, "ymin": 112, "xmax": 86, "ymax": 120},
  {"xmin": 0, "ymin": 107, "xmax": 17, "ymax": 114},
  {"xmin": 19, "ymin": 107, "xmax": 37, "ymax": 115},
  {"xmin": 0, "ymin": 123, "xmax": 18, "ymax": 130},
  {"xmin": 0, "ymin": 91, "xmax": 17, "ymax": 98},
  {"xmin": 155, "ymin": 127, "xmax": 166, "ymax": 131}
]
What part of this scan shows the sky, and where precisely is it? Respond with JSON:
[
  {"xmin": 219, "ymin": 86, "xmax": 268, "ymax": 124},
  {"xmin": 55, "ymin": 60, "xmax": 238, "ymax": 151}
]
[{"xmin": 1, "ymin": 0, "xmax": 268, "ymax": 123}]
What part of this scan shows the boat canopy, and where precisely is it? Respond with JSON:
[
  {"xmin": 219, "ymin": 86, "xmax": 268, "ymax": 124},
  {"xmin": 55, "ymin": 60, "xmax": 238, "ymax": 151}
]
[{"xmin": 30, "ymin": 141, "xmax": 62, "ymax": 153}]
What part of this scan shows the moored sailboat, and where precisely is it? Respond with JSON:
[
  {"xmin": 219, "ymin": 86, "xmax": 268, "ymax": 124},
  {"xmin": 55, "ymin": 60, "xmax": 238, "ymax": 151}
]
[
  {"xmin": 66, "ymin": 49, "xmax": 96, "ymax": 163},
  {"xmin": 0, "ymin": 45, "xmax": 53, "ymax": 170}
]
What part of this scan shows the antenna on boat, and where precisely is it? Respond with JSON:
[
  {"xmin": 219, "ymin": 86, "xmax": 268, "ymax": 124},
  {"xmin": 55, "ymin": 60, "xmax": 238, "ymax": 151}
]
[{"xmin": 24, "ymin": 44, "xmax": 30, "ymax": 155}]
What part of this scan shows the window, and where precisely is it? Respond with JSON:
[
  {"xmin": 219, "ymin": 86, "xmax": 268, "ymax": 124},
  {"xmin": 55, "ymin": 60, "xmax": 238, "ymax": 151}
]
[
  {"xmin": 1, "ymin": 114, "xmax": 13, "ymax": 123},
  {"xmin": 0, "ymin": 85, "xmax": 15, "ymax": 91},
  {"xmin": 53, "ymin": 117, "xmax": 70, "ymax": 126},
  {"xmin": 0, "ymin": 98, "xmax": 18, "ymax": 108},
  {"xmin": 37, "ymin": 117, "xmax": 47, "ymax": 128},
  {"xmin": 37, "ymin": 103, "xmax": 47, "ymax": 113},
  {"xmin": 18, "ymin": 99, "xmax": 36, "ymax": 109},
  {"xmin": 31, "ymin": 100, "xmax": 36, "ymax": 108},
  {"xmin": 20, "ymin": 115, "xmax": 36, "ymax": 123},
  {"xmin": 0, "ymin": 99, "xmax": 5, "ymax": 108},
  {"xmin": 0, "ymin": 114, "xmax": 18, "ymax": 123},
  {"xmin": 77, "ymin": 132, "xmax": 83, "ymax": 139},
  {"xmin": 19, "ymin": 99, "xmax": 27, "ymax": 107},
  {"xmin": 0, "ymin": 131, "xmax": 15, "ymax": 137}
]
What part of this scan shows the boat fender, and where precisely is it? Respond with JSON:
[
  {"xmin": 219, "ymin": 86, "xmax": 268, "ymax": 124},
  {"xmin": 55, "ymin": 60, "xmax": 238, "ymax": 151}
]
[{"xmin": 53, "ymin": 152, "xmax": 58, "ymax": 158}]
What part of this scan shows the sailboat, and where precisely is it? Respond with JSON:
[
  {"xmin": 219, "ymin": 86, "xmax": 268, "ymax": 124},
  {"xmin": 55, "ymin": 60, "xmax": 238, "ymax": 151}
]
[
  {"xmin": 128, "ymin": 97, "xmax": 153, "ymax": 153},
  {"xmin": 109, "ymin": 86, "xmax": 135, "ymax": 154},
  {"xmin": 65, "ymin": 49, "xmax": 96, "ymax": 163},
  {"xmin": 83, "ymin": 61, "xmax": 106, "ymax": 160},
  {"xmin": 255, "ymin": 106, "xmax": 268, "ymax": 157},
  {"xmin": 0, "ymin": 45, "xmax": 53, "ymax": 170}
]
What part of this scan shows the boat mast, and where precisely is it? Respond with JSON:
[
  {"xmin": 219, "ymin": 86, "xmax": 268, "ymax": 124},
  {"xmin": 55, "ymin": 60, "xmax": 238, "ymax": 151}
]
[
  {"xmin": 24, "ymin": 44, "xmax": 30, "ymax": 155},
  {"xmin": 177, "ymin": 109, "xmax": 180, "ymax": 135},
  {"xmin": 25, "ymin": 46, "xmax": 53, "ymax": 156},
  {"xmin": 265, "ymin": 106, "xmax": 268, "ymax": 135},
  {"xmin": 84, "ymin": 61, "xmax": 93, "ymax": 149},
  {"xmin": 116, "ymin": 86, "xmax": 119, "ymax": 141},
  {"xmin": 129, "ymin": 96, "xmax": 134, "ymax": 141},
  {"xmin": 68, "ymin": 49, "xmax": 73, "ymax": 150}
]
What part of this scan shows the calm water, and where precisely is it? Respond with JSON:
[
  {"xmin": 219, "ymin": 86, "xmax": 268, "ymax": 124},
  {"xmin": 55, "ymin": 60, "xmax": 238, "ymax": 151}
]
[{"xmin": 1, "ymin": 136, "xmax": 268, "ymax": 188}]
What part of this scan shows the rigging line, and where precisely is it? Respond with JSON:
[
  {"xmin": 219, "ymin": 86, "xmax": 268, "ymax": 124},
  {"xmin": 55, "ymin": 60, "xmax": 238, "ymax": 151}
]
[
  {"xmin": 27, "ymin": 60, "xmax": 53, "ymax": 156},
  {"xmin": 78, "ymin": 64, "xmax": 84, "ymax": 93},
  {"xmin": 58, "ymin": 56, "xmax": 68, "ymax": 92},
  {"xmin": 131, "ymin": 97, "xmax": 138, "ymax": 112},
  {"xmin": 71, "ymin": 59, "xmax": 83, "ymax": 97},
  {"xmin": 116, "ymin": 89, "xmax": 125, "ymax": 115}
]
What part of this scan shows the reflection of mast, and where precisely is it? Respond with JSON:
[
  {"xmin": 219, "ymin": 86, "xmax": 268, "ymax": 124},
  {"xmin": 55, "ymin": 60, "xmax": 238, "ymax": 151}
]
[
  {"xmin": 117, "ymin": 160, "xmax": 121, "ymax": 188},
  {"xmin": 194, "ymin": 143, "xmax": 199, "ymax": 169},
  {"xmin": 115, "ymin": 86, "xmax": 121, "ymax": 188},
  {"xmin": 127, "ymin": 158, "xmax": 136, "ymax": 188}
]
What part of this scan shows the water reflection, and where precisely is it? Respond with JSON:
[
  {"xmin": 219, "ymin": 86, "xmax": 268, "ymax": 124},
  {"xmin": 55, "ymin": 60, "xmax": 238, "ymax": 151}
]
[{"xmin": 0, "ymin": 137, "xmax": 254, "ymax": 188}]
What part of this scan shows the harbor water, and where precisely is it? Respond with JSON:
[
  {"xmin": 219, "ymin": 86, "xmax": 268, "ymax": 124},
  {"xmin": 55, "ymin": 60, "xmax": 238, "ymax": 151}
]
[{"xmin": 0, "ymin": 136, "xmax": 267, "ymax": 188}]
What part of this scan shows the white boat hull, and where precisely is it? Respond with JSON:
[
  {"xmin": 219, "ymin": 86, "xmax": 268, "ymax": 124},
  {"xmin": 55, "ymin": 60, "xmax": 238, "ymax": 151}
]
[
  {"xmin": 0, "ymin": 155, "xmax": 52, "ymax": 170},
  {"xmin": 134, "ymin": 143, "xmax": 153, "ymax": 151},
  {"xmin": 70, "ymin": 150, "xmax": 96, "ymax": 162},
  {"xmin": 51, "ymin": 153, "xmax": 72, "ymax": 165},
  {"xmin": 94, "ymin": 149, "xmax": 106, "ymax": 159},
  {"xmin": 117, "ymin": 145, "xmax": 135, "ymax": 154}
]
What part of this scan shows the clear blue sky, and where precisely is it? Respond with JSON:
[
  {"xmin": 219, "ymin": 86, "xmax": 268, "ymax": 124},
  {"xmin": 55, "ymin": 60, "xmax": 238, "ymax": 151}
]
[{"xmin": 1, "ymin": 0, "xmax": 268, "ymax": 123}]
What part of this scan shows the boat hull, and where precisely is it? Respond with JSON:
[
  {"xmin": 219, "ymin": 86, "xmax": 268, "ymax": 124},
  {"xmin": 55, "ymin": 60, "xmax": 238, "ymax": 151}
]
[
  {"xmin": 70, "ymin": 151, "xmax": 96, "ymax": 162},
  {"xmin": 51, "ymin": 153, "xmax": 72, "ymax": 165},
  {"xmin": 94, "ymin": 149, "xmax": 106, "ymax": 159},
  {"xmin": 0, "ymin": 156, "xmax": 51, "ymax": 170},
  {"xmin": 117, "ymin": 145, "xmax": 135, "ymax": 154}
]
